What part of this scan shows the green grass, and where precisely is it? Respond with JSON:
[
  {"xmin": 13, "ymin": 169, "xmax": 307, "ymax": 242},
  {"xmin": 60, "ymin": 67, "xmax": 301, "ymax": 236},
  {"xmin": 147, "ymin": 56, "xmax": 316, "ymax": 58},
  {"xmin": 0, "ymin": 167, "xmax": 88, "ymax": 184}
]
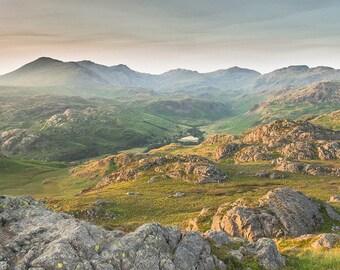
[
  {"xmin": 1, "ymin": 155, "xmax": 339, "ymax": 269},
  {"xmin": 0, "ymin": 157, "xmax": 93, "ymax": 197}
]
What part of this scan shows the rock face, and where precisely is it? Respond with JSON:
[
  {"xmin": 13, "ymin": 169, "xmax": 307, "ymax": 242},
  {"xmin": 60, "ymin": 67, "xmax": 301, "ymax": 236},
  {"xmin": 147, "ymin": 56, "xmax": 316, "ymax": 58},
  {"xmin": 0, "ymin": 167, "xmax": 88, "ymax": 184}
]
[
  {"xmin": 204, "ymin": 120, "xmax": 340, "ymax": 164},
  {"xmin": 211, "ymin": 188, "xmax": 324, "ymax": 241},
  {"xmin": 273, "ymin": 158, "xmax": 340, "ymax": 177},
  {"xmin": 0, "ymin": 195, "xmax": 225, "ymax": 270},
  {"xmin": 234, "ymin": 145, "xmax": 272, "ymax": 163},
  {"xmin": 0, "ymin": 129, "xmax": 39, "ymax": 154},
  {"xmin": 311, "ymin": 233, "xmax": 339, "ymax": 249},
  {"xmin": 204, "ymin": 231, "xmax": 286, "ymax": 270},
  {"xmin": 246, "ymin": 238, "xmax": 285, "ymax": 270},
  {"xmin": 214, "ymin": 143, "xmax": 241, "ymax": 161},
  {"xmin": 243, "ymin": 120, "xmax": 340, "ymax": 147}
]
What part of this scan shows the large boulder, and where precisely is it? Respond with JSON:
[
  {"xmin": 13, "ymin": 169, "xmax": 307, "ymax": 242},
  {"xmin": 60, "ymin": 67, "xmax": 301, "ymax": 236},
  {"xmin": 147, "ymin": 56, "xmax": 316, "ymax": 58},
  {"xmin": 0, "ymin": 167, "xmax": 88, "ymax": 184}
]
[
  {"xmin": 263, "ymin": 188, "xmax": 324, "ymax": 236},
  {"xmin": 0, "ymin": 195, "xmax": 226, "ymax": 270},
  {"xmin": 210, "ymin": 188, "xmax": 324, "ymax": 241}
]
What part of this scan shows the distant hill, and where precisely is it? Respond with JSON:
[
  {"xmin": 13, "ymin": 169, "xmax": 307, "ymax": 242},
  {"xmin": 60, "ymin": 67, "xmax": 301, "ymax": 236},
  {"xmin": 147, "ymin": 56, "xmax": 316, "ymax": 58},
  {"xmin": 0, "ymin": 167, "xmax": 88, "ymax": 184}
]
[
  {"xmin": 252, "ymin": 65, "xmax": 340, "ymax": 91},
  {"xmin": 0, "ymin": 57, "xmax": 262, "ymax": 94}
]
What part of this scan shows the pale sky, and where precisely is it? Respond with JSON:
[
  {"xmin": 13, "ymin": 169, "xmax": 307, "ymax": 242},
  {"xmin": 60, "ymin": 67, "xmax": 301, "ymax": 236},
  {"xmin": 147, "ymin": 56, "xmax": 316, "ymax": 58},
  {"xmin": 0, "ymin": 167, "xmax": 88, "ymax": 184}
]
[{"xmin": 1, "ymin": 0, "xmax": 340, "ymax": 75}]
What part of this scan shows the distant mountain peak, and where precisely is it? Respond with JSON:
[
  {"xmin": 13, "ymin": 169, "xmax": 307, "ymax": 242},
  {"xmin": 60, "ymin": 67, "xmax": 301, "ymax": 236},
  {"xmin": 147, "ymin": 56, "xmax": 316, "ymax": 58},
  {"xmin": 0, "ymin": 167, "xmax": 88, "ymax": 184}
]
[
  {"xmin": 111, "ymin": 64, "xmax": 132, "ymax": 72},
  {"xmin": 32, "ymin": 57, "xmax": 62, "ymax": 64}
]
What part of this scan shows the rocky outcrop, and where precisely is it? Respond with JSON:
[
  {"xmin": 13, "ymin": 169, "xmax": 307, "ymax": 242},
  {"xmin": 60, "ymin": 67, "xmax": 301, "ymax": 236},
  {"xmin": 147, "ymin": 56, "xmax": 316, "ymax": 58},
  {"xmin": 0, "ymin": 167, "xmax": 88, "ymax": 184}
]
[
  {"xmin": 214, "ymin": 143, "xmax": 242, "ymax": 161},
  {"xmin": 210, "ymin": 188, "xmax": 324, "ymax": 241},
  {"xmin": 204, "ymin": 230, "xmax": 285, "ymax": 270},
  {"xmin": 234, "ymin": 145, "xmax": 272, "ymax": 163},
  {"xmin": 81, "ymin": 154, "xmax": 228, "ymax": 190},
  {"xmin": 0, "ymin": 129, "xmax": 39, "ymax": 153},
  {"xmin": 0, "ymin": 195, "xmax": 226, "ymax": 270},
  {"xmin": 273, "ymin": 158, "xmax": 340, "ymax": 177},
  {"xmin": 311, "ymin": 233, "xmax": 339, "ymax": 249},
  {"xmin": 281, "ymin": 141, "xmax": 340, "ymax": 160},
  {"xmin": 243, "ymin": 120, "xmax": 340, "ymax": 147},
  {"xmin": 202, "ymin": 135, "xmax": 236, "ymax": 146}
]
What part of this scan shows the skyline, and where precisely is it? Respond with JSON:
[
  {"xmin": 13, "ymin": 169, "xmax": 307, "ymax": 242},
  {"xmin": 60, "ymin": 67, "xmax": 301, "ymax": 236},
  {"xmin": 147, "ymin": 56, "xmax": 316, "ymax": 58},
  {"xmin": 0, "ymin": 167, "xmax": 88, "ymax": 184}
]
[{"xmin": 1, "ymin": 0, "xmax": 340, "ymax": 75}]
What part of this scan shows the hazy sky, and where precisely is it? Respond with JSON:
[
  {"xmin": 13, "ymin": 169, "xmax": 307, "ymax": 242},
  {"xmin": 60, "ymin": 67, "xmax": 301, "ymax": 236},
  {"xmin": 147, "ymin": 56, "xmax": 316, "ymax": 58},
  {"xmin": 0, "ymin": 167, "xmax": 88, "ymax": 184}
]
[{"xmin": 1, "ymin": 0, "xmax": 340, "ymax": 74}]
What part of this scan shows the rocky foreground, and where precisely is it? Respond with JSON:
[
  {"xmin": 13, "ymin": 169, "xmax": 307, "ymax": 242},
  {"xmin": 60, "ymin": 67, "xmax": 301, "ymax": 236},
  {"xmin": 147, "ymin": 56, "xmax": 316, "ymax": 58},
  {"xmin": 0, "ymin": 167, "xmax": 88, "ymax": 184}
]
[
  {"xmin": 1, "ymin": 195, "xmax": 226, "ymax": 270},
  {"xmin": 1, "ymin": 188, "xmax": 340, "ymax": 270}
]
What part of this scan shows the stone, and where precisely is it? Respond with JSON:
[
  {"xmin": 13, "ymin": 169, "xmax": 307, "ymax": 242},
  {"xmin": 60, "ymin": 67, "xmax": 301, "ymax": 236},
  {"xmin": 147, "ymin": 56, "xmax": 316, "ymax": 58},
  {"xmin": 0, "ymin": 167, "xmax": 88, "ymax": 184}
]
[
  {"xmin": 229, "ymin": 250, "xmax": 244, "ymax": 260},
  {"xmin": 215, "ymin": 143, "xmax": 242, "ymax": 161},
  {"xmin": 173, "ymin": 192, "xmax": 185, "ymax": 198},
  {"xmin": 323, "ymin": 201, "xmax": 340, "ymax": 221},
  {"xmin": 311, "ymin": 233, "xmax": 339, "ymax": 249},
  {"xmin": 0, "ymin": 195, "xmax": 225, "ymax": 270},
  {"xmin": 246, "ymin": 238, "xmax": 285, "ymax": 270},
  {"xmin": 148, "ymin": 176, "xmax": 159, "ymax": 183},
  {"xmin": 264, "ymin": 188, "xmax": 324, "ymax": 236},
  {"xmin": 203, "ymin": 231, "xmax": 231, "ymax": 247},
  {"xmin": 92, "ymin": 199, "xmax": 107, "ymax": 206},
  {"xmin": 211, "ymin": 188, "xmax": 324, "ymax": 241}
]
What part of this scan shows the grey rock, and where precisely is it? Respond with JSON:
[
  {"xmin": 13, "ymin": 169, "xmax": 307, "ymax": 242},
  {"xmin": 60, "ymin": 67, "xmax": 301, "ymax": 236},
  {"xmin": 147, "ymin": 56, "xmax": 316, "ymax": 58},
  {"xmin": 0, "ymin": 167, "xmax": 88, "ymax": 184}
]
[
  {"xmin": 311, "ymin": 233, "xmax": 339, "ymax": 249},
  {"xmin": 0, "ymin": 195, "xmax": 225, "ymax": 270},
  {"xmin": 148, "ymin": 177, "xmax": 159, "ymax": 183},
  {"xmin": 211, "ymin": 188, "xmax": 324, "ymax": 241},
  {"xmin": 323, "ymin": 201, "xmax": 340, "ymax": 221},
  {"xmin": 173, "ymin": 192, "xmax": 185, "ymax": 198},
  {"xmin": 93, "ymin": 200, "xmax": 107, "ymax": 206},
  {"xmin": 203, "ymin": 231, "xmax": 231, "ymax": 247},
  {"xmin": 229, "ymin": 250, "xmax": 244, "ymax": 260},
  {"xmin": 246, "ymin": 238, "xmax": 285, "ymax": 270}
]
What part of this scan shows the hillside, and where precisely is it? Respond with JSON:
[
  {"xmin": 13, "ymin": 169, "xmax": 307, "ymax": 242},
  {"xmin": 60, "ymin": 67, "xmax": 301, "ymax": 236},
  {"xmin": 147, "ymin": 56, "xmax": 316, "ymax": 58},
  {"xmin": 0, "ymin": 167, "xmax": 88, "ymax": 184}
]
[
  {"xmin": 0, "ymin": 57, "xmax": 262, "ymax": 95},
  {"xmin": 0, "ymin": 94, "xmax": 190, "ymax": 161},
  {"xmin": 311, "ymin": 110, "xmax": 340, "ymax": 130},
  {"xmin": 252, "ymin": 65, "xmax": 340, "ymax": 91},
  {"xmin": 2, "ymin": 118, "xmax": 339, "ymax": 269}
]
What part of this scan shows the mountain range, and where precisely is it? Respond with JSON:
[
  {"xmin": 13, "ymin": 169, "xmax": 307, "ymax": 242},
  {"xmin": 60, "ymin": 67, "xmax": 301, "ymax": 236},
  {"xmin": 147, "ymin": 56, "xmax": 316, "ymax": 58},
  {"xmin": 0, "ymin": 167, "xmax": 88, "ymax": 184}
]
[
  {"xmin": 2, "ymin": 57, "xmax": 340, "ymax": 94},
  {"xmin": 0, "ymin": 57, "xmax": 339, "ymax": 161}
]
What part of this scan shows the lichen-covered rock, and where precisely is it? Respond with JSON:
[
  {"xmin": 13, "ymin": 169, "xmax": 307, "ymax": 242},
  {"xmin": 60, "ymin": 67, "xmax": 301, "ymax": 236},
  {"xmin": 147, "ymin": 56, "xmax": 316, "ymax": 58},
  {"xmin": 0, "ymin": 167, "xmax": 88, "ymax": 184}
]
[
  {"xmin": 234, "ymin": 145, "xmax": 272, "ymax": 163},
  {"xmin": 273, "ymin": 158, "xmax": 340, "ymax": 177},
  {"xmin": 88, "ymin": 154, "xmax": 227, "ymax": 189},
  {"xmin": 246, "ymin": 238, "xmax": 285, "ymax": 270},
  {"xmin": 281, "ymin": 141, "xmax": 318, "ymax": 160},
  {"xmin": 264, "ymin": 188, "xmax": 324, "ymax": 236},
  {"xmin": 317, "ymin": 141, "xmax": 340, "ymax": 160},
  {"xmin": 202, "ymin": 135, "xmax": 236, "ymax": 146},
  {"xmin": 323, "ymin": 201, "xmax": 340, "ymax": 221},
  {"xmin": 214, "ymin": 143, "xmax": 242, "ymax": 161},
  {"xmin": 203, "ymin": 231, "xmax": 231, "ymax": 247},
  {"xmin": 217, "ymin": 206, "xmax": 279, "ymax": 241},
  {"xmin": 243, "ymin": 120, "xmax": 340, "ymax": 147},
  {"xmin": 0, "ymin": 129, "xmax": 39, "ymax": 153},
  {"xmin": 210, "ymin": 188, "xmax": 324, "ymax": 241},
  {"xmin": 281, "ymin": 141, "xmax": 340, "ymax": 160},
  {"xmin": 311, "ymin": 233, "xmax": 339, "ymax": 249},
  {"xmin": 0, "ymin": 195, "xmax": 226, "ymax": 270}
]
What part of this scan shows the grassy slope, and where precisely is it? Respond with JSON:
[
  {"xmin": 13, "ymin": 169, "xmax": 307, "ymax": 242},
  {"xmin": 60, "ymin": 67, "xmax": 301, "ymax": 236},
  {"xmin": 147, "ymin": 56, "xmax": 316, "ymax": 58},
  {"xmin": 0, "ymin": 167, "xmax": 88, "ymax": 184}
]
[
  {"xmin": 1, "ymin": 155, "xmax": 339, "ymax": 269},
  {"xmin": 0, "ymin": 158, "xmax": 93, "ymax": 197}
]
